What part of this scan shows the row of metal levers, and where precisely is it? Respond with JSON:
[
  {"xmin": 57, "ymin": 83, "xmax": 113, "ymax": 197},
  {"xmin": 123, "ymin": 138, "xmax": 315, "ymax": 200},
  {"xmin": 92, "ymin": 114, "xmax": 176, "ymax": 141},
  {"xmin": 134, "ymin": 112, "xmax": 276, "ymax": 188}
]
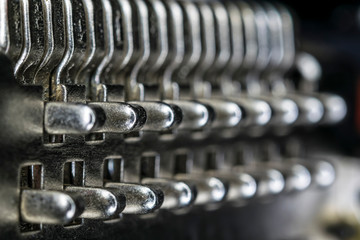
[{"xmin": 0, "ymin": 0, "xmax": 347, "ymax": 230}]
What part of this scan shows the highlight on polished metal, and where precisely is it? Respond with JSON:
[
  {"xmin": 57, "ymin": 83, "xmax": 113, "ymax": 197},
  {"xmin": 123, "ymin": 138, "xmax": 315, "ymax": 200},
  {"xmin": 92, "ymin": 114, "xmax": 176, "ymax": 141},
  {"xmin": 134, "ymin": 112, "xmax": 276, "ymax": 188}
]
[
  {"xmin": 44, "ymin": 102, "xmax": 99, "ymax": 134},
  {"xmin": 65, "ymin": 186, "xmax": 125, "ymax": 219},
  {"xmin": 0, "ymin": 0, "xmax": 349, "ymax": 238},
  {"xmin": 20, "ymin": 190, "xmax": 84, "ymax": 225},
  {"xmin": 105, "ymin": 182, "xmax": 164, "ymax": 214}
]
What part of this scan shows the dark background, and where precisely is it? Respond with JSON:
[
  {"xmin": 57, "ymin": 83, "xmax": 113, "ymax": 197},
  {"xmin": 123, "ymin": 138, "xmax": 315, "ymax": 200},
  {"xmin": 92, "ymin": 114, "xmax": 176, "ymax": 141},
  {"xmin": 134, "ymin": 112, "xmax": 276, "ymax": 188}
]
[{"xmin": 279, "ymin": 0, "xmax": 360, "ymax": 155}]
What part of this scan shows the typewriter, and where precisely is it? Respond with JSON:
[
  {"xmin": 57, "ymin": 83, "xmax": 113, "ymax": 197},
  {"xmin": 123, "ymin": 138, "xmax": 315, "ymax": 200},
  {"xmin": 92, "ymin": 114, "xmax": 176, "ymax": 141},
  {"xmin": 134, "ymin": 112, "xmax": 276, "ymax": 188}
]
[{"xmin": 0, "ymin": 0, "xmax": 357, "ymax": 239}]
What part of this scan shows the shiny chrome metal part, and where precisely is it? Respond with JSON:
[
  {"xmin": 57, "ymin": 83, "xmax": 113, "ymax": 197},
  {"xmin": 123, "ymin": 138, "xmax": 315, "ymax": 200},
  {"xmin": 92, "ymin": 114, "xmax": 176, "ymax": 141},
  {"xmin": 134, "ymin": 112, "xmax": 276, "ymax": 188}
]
[
  {"xmin": 44, "ymin": 102, "xmax": 99, "ymax": 134},
  {"xmin": 105, "ymin": 182, "xmax": 164, "ymax": 214},
  {"xmin": 0, "ymin": 0, "xmax": 347, "ymax": 239},
  {"xmin": 175, "ymin": 174, "xmax": 227, "ymax": 205},
  {"xmin": 142, "ymin": 178, "xmax": 195, "ymax": 209},
  {"xmin": 20, "ymin": 190, "xmax": 83, "ymax": 225},
  {"xmin": 65, "ymin": 186, "xmax": 125, "ymax": 219}
]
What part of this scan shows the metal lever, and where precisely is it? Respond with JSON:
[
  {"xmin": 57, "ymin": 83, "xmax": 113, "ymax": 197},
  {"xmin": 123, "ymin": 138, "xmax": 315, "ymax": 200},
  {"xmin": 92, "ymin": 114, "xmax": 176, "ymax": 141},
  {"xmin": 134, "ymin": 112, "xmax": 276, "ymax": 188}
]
[
  {"xmin": 238, "ymin": 166, "xmax": 285, "ymax": 197},
  {"xmin": 129, "ymin": 101, "xmax": 182, "ymax": 132},
  {"xmin": 44, "ymin": 102, "xmax": 102, "ymax": 135},
  {"xmin": 295, "ymin": 53, "xmax": 347, "ymax": 125},
  {"xmin": 142, "ymin": 178, "xmax": 195, "ymax": 209},
  {"xmin": 198, "ymin": 99, "xmax": 242, "ymax": 128},
  {"xmin": 175, "ymin": 174, "xmax": 227, "ymax": 205},
  {"xmin": 34, "ymin": 0, "xmax": 66, "ymax": 95},
  {"xmin": 265, "ymin": 162, "xmax": 312, "ymax": 192},
  {"xmin": 164, "ymin": 100, "xmax": 211, "ymax": 130},
  {"xmin": 285, "ymin": 93, "xmax": 324, "ymax": 125},
  {"xmin": 65, "ymin": 186, "xmax": 125, "ymax": 219},
  {"xmin": 21, "ymin": 190, "xmax": 84, "ymax": 224},
  {"xmin": 227, "ymin": 97, "xmax": 272, "ymax": 127},
  {"xmin": 89, "ymin": 102, "xmax": 146, "ymax": 133},
  {"xmin": 293, "ymin": 158, "xmax": 336, "ymax": 188},
  {"xmin": 105, "ymin": 182, "xmax": 164, "ymax": 214},
  {"xmin": 209, "ymin": 172, "xmax": 257, "ymax": 201}
]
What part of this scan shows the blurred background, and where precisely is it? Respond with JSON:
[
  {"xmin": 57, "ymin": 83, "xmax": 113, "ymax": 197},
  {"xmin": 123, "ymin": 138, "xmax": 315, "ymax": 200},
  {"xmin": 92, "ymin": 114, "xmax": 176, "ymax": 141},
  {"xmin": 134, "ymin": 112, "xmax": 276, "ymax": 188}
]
[
  {"xmin": 284, "ymin": 0, "xmax": 360, "ymax": 155},
  {"xmin": 279, "ymin": 1, "xmax": 360, "ymax": 239}
]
